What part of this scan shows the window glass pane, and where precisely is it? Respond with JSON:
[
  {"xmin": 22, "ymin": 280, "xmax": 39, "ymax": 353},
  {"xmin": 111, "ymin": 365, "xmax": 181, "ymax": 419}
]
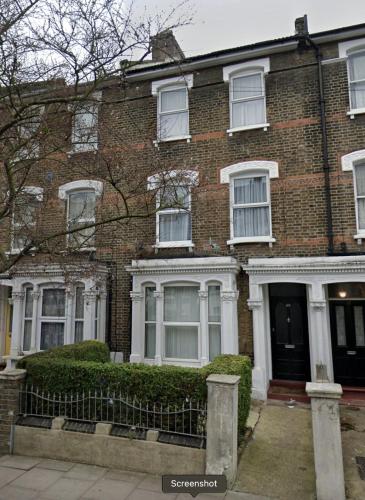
[
  {"xmin": 164, "ymin": 286, "xmax": 199, "ymax": 322},
  {"xmin": 355, "ymin": 164, "xmax": 365, "ymax": 196},
  {"xmin": 160, "ymin": 186, "xmax": 189, "ymax": 209},
  {"xmin": 40, "ymin": 322, "xmax": 64, "ymax": 350},
  {"xmin": 161, "ymin": 88, "xmax": 187, "ymax": 112},
  {"xmin": 234, "ymin": 177, "xmax": 267, "ymax": 204},
  {"xmin": 23, "ymin": 320, "xmax": 32, "ymax": 351},
  {"xmin": 145, "ymin": 324, "xmax": 156, "ymax": 358},
  {"xmin": 354, "ymin": 306, "xmax": 365, "ymax": 347},
  {"xmin": 358, "ymin": 198, "xmax": 365, "ymax": 230},
  {"xmin": 350, "ymin": 81, "xmax": 365, "ymax": 109},
  {"xmin": 335, "ymin": 306, "xmax": 346, "ymax": 346},
  {"xmin": 165, "ymin": 325, "xmax": 198, "ymax": 359},
  {"xmin": 328, "ymin": 283, "xmax": 365, "ymax": 299},
  {"xmin": 232, "ymin": 98, "xmax": 265, "ymax": 127},
  {"xmin": 208, "ymin": 285, "xmax": 221, "ymax": 322},
  {"xmin": 14, "ymin": 196, "xmax": 37, "ymax": 226},
  {"xmin": 24, "ymin": 288, "xmax": 33, "ymax": 318},
  {"xmin": 160, "ymin": 111, "xmax": 188, "ymax": 139},
  {"xmin": 349, "ymin": 52, "xmax": 365, "ymax": 81},
  {"xmin": 145, "ymin": 287, "xmax": 156, "ymax": 322},
  {"xmin": 209, "ymin": 325, "xmax": 221, "ymax": 361},
  {"xmin": 75, "ymin": 321, "xmax": 84, "ymax": 343},
  {"xmin": 233, "ymin": 73, "xmax": 263, "ymax": 100},
  {"xmin": 75, "ymin": 286, "xmax": 84, "ymax": 319},
  {"xmin": 233, "ymin": 206, "xmax": 270, "ymax": 237},
  {"xmin": 69, "ymin": 224, "xmax": 95, "ymax": 247},
  {"xmin": 42, "ymin": 289, "xmax": 65, "ymax": 317},
  {"xmin": 159, "ymin": 212, "xmax": 191, "ymax": 242},
  {"xmin": 73, "ymin": 104, "xmax": 97, "ymax": 144},
  {"xmin": 69, "ymin": 191, "xmax": 96, "ymax": 221}
]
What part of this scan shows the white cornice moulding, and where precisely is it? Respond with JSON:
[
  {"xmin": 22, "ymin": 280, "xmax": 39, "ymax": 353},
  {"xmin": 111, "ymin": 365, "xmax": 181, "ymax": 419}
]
[
  {"xmin": 220, "ymin": 161, "xmax": 279, "ymax": 183},
  {"xmin": 223, "ymin": 57, "xmax": 270, "ymax": 82},
  {"xmin": 58, "ymin": 180, "xmax": 103, "ymax": 199},
  {"xmin": 147, "ymin": 170, "xmax": 198, "ymax": 190},
  {"xmin": 151, "ymin": 74, "xmax": 193, "ymax": 95},
  {"xmin": 338, "ymin": 38, "xmax": 365, "ymax": 58},
  {"xmin": 341, "ymin": 150, "xmax": 365, "ymax": 171},
  {"xmin": 126, "ymin": 256, "xmax": 240, "ymax": 275}
]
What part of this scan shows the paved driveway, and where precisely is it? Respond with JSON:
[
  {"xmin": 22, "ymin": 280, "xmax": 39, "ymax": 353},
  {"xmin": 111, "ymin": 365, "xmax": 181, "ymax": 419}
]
[{"xmin": 0, "ymin": 454, "xmax": 269, "ymax": 500}]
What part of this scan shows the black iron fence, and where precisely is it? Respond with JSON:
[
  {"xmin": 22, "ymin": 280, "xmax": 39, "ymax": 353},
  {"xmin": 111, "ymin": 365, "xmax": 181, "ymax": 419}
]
[{"xmin": 19, "ymin": 385, "xmax": 207, "ymax": 439}]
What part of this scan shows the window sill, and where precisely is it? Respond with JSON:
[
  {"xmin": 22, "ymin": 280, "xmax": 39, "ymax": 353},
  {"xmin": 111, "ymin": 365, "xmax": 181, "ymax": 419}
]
[
  {"xmin": 354, "ymin": 234, "xmax": 365, "ymax": 244},
  {"xmin": 347, "ymin": 109, "xmax": 365, "ymax": 119},
  {"xmin": 153, "ymin": 241, "xmax": 195, "ymax": 249},
  {"xmin": 5, "ymin": 248, "xmax": 36, "ymax": 256},
  {"xmin": 153, "ymin": 135, "xmax": 191, "ymax": 145},
  {"xmin": 67, "ymin": 247, "xmax": 97, "ymax": 253},
  {"xmin": 227, "ymin": 123, "xmax": 270, "ymax": 136},
  {"xmin": 227, "ymin": 236, "xmax": 276, "ymax": 245},
  {"xmin": 67, "ymin": 147, "xmax": 98, "ymax": 156}
]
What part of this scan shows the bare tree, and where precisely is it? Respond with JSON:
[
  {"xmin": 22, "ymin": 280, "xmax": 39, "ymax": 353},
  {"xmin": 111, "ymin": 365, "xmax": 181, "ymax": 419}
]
[{"xmin": 0, "ymin": 0, "xmax": 194, "ymax": 274}]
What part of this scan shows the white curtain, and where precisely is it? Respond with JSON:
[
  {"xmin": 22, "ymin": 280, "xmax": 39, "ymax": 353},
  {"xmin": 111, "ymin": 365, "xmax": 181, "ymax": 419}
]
[
  {"xmin": 73, "ymin": 104, "xmax": 98, "ymax": 145},
  {"xmin": 160, "ymin": 111, "xmax": 188, "ymax": 139},
  {"xmin": 165, "ymin": 325, "xmax": 198, "ymax": 359},
  {"xmin": 145, "ymin": 287, "xmax": 156, "ymax": 321},
  {"xmin": 349, "ymin": 53, "xmax": 365, "ymax": 108},
  {"xmin": 208, "ymin": 285, "xmax": 221, "ymax": 322},
  {"xmin": 234, "ymin": 177, "xmax": 267, "ymax": 204},
  {"xmin": 40, "ymin": 322, "xmax": 64, "ymax": 350},
  {"xmin": 233, "ymin": 73, "xmax": 263, "ymax": 99},
  {"xmin": 42, "ymin": 289, "xmax": 66, "ymax": 317},
  {"xmin": 164, "ymin": 286, "xmax": 199, "ymax": 322},
  {"xmin": 161, "ymin": 88, "xmax": 187, "ymax": 112},
  {"xmin": 24, "ymin": 288, "xmax": 33, "ymax": 318},
  {"xmin": 209, "ymin": 325, "xmax": 221, "ymax": 361},
  {"xmin": 159, "ymin": 212, "xmax": 191, "ymax": 242},
  {"xmin": 356, "ymin": 164, "xmax": 365, "ymax": 229},
  {"xmin": 23, "ymin": 320, "xmax": 32, "ymax": 351},
  {"xmin": 145, "ymin": 324, "xmax": 156, "ymax": 358},
  {"xmin": 234, "ymin": 206, "xmax": 269, "ymax": 237},
  {"xmin": 232, "ymin": 99, "xmax": 265, "ymax": 127}
]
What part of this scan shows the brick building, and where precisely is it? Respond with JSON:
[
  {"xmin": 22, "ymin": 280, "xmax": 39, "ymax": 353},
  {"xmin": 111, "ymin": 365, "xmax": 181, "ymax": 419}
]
[{"xmin": 1, "ymin": 17, "xmax": 365, "ymax": 399}]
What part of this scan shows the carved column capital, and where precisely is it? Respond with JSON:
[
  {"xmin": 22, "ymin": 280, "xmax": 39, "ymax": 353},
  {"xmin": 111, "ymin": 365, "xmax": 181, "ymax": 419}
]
[
  {"xmin": 153, "ymin": 291, "xmax": 163, "ymax": 300},
  {"xmin": 221, "ymin": 291, "xmax": 239, "ymax": 302},
  {"xmin": 12, "ymin": 291, "xmax": 25, "ymax": 302},
  {"xmin": 130, "ymin": 291, "xmax": 144, "ymax": 302},
  {"xmin": 198, "ymin": 291, "xmax": 208, "ymax": 300},
  {"xmin": 247, "ymin": 299, "xmax": 263, "ymax": 311},
  {"xmin": 310, "ymin": 300, "xmax": 326, "ymax": 310}
]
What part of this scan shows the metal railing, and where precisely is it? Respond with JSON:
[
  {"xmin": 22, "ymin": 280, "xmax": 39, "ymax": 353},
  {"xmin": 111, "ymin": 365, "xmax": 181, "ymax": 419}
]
[{"xmin": 19, "ymin": 385, "xmax": 207, "ymax": 439}]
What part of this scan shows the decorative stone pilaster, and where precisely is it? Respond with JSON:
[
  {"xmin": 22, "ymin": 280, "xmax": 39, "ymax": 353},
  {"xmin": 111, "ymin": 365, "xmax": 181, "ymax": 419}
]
[
  {"xmin": 220, "ymin": 290, "xmax": 239, "ymax": 355},
  {"xmin": 83, "ymin": 290, "xmax": 98, "ymax": 341},
  {"xmin": 99, "ymin": 290, "xmax": 107, "ymax": 342},
  {"xmin": 0, "ymin": 369, "xmax": 26, "ymax": 456},
  {"xmin": 199, "ymin": 291, "xmax": 209, "ymax": 365},
  {"xmin": 65, "ymin": 288, "xmax": 75, "ymax": 344},
  {"xmin": 130, "ymin": 291, "xmax": 144, "ymax": 363},
  {"xmin": 153, "ymin": 291, "xmax": 163, "ymax": 366},
  {"xmin": 9, "ymin": 291, "xmax": 25, "ymax": 361},
  {"xmin": 247, "ymin": 294, "xmax": 268, "ymax": 400}
]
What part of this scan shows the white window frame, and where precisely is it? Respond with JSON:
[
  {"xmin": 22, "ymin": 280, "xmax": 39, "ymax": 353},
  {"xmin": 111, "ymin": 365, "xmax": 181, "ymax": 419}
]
[
  {"xmin": 341, "ymin": 150, "xmax": 365, "ymax": 241},
  {"xmin": 220, "ymin": 161, "xmax": 278, "ymax": 245},
  {"xmin": 10, "ymin": 186, "xmax": 43, "ymax": 254},
  {"xmin": 162, "ymin": 283, "xmax": 201, "ymax": 362},
  {"xmin": 22, "ymin": 285, "xmax": 33, "ymax": 353},
  {"xmin": 38, "ymin": 286, "xmax": 66, "ymax": 351},
  {"xmin": 17, "ymin": 105, "xmax": 45, "ymax": 160},
  {"xmin": 66, "ymin": 189, "xmax": 97, "ymax": 249},
  {"xmin": 58, "ymin": 180, "xmax": 103, "ymax": 251},
  {"xmin": 147, "ymin": 170, "xmax": 197, "ymax": 249},
  {"xmin": 152, "ymin": 74, "xmax": 193, "ymax": 143},
  {"xmin": 223, "ymin": 58, "xmax": 270, "ymax": 135},
  {"xmin": 339, "ymin": 39, "xmax": 365, "ymax": 118},
  {"xmin": 70, "ymin": 93, "xmax": 101, "ymax": 153}
]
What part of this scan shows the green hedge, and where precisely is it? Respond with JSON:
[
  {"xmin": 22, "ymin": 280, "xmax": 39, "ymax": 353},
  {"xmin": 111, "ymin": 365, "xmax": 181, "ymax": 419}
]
[
  {"xmin": 17, "ymin": 341, "xmax": 110, "ymax": 367},
  {"xmin": 19, "ymin": 348, "xmax": 251, "ymax": 435}
]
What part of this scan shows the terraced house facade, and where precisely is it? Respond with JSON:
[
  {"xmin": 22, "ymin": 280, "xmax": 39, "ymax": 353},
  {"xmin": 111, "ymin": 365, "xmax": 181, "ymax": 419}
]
[{"xmin": 2, "ymin": 17, "xmax": 365, "ymax": 399}]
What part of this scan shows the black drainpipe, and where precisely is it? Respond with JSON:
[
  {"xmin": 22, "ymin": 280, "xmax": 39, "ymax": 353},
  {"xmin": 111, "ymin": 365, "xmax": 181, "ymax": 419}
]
[{"xmin": 297, "ymin": 22, "xmax": 334, "ymax": 255}]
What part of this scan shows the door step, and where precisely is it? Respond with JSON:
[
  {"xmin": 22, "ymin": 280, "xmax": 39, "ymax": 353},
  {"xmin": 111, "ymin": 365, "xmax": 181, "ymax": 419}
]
[{"xmin": 268, "ymin": 380, "xmax": 309, "ymax": 404}]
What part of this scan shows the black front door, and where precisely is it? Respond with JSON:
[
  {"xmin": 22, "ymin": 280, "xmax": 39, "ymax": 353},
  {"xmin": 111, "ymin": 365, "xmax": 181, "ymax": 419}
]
[
  {"xmin": 269, "ymin": 283, "xmax": 311, "ymax": 381},
  {"xmin": 329, "ymin": 301, "xmax": 365, "ymax": 386}
]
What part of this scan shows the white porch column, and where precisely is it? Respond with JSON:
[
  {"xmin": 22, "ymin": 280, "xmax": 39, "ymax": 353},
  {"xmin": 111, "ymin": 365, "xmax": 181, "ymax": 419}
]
[
  {"xmin": 98, "ymin": 290, "xmax": 107, "ymax": 342},
  {"xmin": 9, "ymin": 290, "xmax": 24, "ymax": 361},
  {"xmin": 154, "ymin": 289, "xmax": 163, "ymax": 366},
  {"xmin": 65, "ymin": 288, "xmax": 74, "ymax": 345},
  {"xmin": 199, "ymin": 290, "xmax": 209, "ymax": 365},
  {"xmin": 248, "ymin": 283, "xmax": 269, "ymax": 400},
  {"xmin": 220, "ymin": 291, "xmax": 239, "ymax": 354},
  {"xmin": 308, "ymin": 283, "xmax": 333, "ymax": 383},
  {"xmin": 130, "ymin": 291, "xmax": 144, "ymax": 363},
  {"xmin": 30, "ymin": 287, "xmax": 40, "ymax": 352},
  {"xmin": 83, "ymin": 290, "xmax": 97, "ymax": 341}
]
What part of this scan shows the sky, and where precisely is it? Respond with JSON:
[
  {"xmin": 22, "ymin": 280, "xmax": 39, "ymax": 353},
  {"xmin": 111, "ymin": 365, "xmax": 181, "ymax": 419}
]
[{"xmin": 138, "ymin": 0, "xmax": 365, "ymax": 57}]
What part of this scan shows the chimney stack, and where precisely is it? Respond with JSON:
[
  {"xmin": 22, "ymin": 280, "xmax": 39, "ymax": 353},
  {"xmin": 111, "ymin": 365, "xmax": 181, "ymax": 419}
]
[
  {"xmin": 295, "ymin": 15, "xmax": 309, "ymax": 36},
  {"xmin": 150, "ymin": 30, "xmax": 185, "ymax": 62}
]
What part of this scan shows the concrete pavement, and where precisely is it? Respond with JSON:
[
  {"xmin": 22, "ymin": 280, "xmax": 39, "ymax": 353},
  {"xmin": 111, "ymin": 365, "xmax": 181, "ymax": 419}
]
[{"xmin": 0, "ymin": 454, "xmax": 270, "ymax": 500}]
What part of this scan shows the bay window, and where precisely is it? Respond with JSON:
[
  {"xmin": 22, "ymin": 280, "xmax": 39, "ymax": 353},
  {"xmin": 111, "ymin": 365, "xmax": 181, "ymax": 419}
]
[
  {"xmin": 208, "ymin": 285, "xmax": 221, "ymax": 361},
  {"xmin": 164, "ymin": 285, "xmax": 199, "ymax": 360},
  {"xmin": 74, "ymin": 285, "xmax": 85, "ymax": 343},
  {"xmin": 145, "ymin": 286, "xmax": 156, "ymax": 358},
  {"xmin": 40, "ymin": 288, "xmax": 66, "ymax": 350}
]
